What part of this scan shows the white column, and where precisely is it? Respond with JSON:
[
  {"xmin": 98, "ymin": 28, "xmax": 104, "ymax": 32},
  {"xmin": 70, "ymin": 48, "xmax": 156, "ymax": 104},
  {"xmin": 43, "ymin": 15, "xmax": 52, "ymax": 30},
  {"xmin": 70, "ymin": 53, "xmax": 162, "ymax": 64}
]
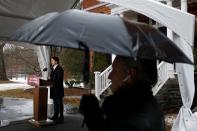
[
  {"xmin": 112, "ymin": 54, "xmax": 116, "ymax": 63},
  {"xmin": 166, "ymin": 0, "xmax": 173, "ymax": 40},
  {"xmin": 94, "ymin": 71, "xmax": 101, "ymax": 100},
  {"xmin": 181, "ymin": 0, "xmax": 187, "ymax": 12},
  {"xmin": 166, "ymin": 0, "xmax": 175, "ymax": 78}
]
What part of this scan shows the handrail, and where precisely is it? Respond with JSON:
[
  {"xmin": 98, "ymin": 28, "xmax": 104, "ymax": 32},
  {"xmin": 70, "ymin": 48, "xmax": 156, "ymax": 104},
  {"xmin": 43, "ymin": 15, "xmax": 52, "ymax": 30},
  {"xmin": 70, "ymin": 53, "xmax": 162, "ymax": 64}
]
[
  {"xmin": 95, "ymin": 62, "xmax": 172, "ymax": 99},
  {"xmin": 152, "ymin": 62, "xmax": 170, "ymax": 95},
  {"xmin": 99, "ymin": 65, "xmax": 112, "ymax": 76},
  {"xmin": 94, "ymin": 65, "xmax": 112, "ymax": 99}
]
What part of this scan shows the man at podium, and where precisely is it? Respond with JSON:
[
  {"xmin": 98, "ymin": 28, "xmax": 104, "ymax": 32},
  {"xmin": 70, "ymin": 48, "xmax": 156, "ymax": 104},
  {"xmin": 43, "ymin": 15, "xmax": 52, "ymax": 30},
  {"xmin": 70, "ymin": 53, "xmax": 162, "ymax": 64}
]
[{"xmin": 49, "ymin": 56, "xmax": 64, "ymax": 122}]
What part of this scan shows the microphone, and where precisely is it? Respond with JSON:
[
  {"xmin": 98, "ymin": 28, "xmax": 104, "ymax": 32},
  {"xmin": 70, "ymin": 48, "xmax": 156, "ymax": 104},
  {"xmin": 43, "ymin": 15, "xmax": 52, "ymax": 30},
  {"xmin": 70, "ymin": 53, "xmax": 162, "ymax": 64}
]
[{"xmin": 43, "ymin": 67, "xmax": 48, "ymax": 72}]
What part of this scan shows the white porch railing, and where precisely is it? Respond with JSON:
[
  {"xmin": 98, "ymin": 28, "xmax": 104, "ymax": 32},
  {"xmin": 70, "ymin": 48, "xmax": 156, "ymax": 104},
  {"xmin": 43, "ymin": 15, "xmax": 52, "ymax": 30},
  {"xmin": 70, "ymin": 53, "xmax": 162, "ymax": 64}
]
[
  {"xmin": 152, "ymin": 62, "xmax": 172, "ymax": 95},
  {"xmin": 94, "ymin": 65, "xmax": 112, "ymax": 99},
  {"xmin": 95, "ymin": 62, "xmax": 173, "ymax": 99}
]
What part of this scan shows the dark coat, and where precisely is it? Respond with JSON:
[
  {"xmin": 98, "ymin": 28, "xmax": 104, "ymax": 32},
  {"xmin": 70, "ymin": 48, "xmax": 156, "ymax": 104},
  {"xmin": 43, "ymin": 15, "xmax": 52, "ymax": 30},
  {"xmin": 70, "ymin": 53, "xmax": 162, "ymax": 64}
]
[
  {"xmin": 50, "ymin": 65, "xmax": 64, "ymax": 99},
  {"xmin": 102, "ymin": 85, "xmax": 165, "ymax": 131},
  {"xmin": 79, "ymin": 84, "xmax": 165, "ymax": 131},
  {"xmin": 79, "ymin": 94, "xmax": 104, "ymax": 131}
]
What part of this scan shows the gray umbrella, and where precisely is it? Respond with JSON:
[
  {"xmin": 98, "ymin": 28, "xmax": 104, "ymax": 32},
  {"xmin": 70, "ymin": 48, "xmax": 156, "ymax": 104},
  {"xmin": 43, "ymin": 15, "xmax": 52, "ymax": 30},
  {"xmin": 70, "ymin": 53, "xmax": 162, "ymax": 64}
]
[{"xmin": 10, "ymin": 9, "xmax": 193, "ymax": 64}]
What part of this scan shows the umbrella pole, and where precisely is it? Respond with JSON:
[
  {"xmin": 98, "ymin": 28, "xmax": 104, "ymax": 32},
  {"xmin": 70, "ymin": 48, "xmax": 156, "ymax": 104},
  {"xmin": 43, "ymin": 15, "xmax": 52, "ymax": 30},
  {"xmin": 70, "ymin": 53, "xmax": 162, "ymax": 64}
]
[
  {"xmin": 89, "ymin": 73, "xmax": 92, "ymax": 95},
  {"xmin": 89, "ymin": 51, "xmax": 94, "ymax": 95}
]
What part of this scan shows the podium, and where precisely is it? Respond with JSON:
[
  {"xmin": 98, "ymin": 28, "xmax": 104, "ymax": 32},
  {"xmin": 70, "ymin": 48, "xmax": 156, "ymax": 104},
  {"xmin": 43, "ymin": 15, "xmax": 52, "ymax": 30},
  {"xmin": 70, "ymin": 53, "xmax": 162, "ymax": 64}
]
[{"xmin": 27, "ymin": 75, "xmax": 54, "ymax": 127}]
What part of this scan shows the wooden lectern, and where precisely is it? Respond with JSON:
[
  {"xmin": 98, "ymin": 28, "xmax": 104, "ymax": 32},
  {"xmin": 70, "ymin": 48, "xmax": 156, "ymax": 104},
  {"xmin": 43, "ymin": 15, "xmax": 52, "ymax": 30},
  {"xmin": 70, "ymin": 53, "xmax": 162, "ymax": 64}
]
[{"xmin": 27, "ymin": 75, "xmax": 54, "ymax": 127}]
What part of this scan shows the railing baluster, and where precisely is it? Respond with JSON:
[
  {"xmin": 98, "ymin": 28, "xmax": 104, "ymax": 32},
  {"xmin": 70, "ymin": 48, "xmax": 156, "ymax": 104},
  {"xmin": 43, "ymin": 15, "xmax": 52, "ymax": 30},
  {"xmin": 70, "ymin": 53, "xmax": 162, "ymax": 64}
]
[{"xmin": 95, "ymin": 62, "xmax": 172, "ymax": 98}]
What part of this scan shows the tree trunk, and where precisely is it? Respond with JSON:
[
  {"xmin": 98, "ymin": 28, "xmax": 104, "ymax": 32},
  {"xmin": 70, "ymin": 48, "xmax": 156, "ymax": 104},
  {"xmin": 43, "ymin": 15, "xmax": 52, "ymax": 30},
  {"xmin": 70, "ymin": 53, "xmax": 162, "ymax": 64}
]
[{"xmin": 0, "ymin": 42, "xmax": 8, "ymax": 80}]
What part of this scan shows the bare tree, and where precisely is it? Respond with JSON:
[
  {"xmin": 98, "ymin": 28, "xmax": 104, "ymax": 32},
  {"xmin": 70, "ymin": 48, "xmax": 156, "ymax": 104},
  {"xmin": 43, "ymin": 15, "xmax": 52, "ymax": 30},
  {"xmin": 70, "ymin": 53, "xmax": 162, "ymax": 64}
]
[
  {"xmin": 0, "ymin": 41, "xmax": 8, "ymax": 80},
  {"xmin": 4, "ymin": 44, "xmax": 40, "ymax": 77}
]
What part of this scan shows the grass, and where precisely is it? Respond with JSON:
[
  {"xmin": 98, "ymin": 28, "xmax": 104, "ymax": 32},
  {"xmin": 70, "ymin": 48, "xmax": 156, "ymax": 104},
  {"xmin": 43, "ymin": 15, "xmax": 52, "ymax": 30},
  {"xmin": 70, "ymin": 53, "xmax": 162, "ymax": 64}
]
[
  {"xmin": 0, "ymin": 89, "xmax": 80, "ymax": 106},
  {"xmin": 0, "ymin": 80, "xmax": 14, "ymax": 84},
  {"xmin": 0, "ymin": 89, "xmax": 33, "ymax": 99}
]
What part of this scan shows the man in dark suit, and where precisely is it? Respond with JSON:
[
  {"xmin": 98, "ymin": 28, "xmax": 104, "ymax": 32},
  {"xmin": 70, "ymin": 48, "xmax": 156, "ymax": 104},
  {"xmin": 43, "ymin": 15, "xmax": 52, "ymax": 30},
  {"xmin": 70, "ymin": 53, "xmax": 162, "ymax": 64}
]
[{"xmin": 49, "ymin": 56, "xmax": 64, "ymax": 121}]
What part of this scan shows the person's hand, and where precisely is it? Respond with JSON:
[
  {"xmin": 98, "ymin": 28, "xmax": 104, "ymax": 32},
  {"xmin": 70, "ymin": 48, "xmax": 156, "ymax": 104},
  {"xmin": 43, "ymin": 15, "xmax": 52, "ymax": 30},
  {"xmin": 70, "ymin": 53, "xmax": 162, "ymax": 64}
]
[
  {"xmin": 79, "ymin": 94, "xmax": 104, "ymax": 131},
  {"xmin": 79, "ymin": 94, "xmax": 99, "ymax": 115}
]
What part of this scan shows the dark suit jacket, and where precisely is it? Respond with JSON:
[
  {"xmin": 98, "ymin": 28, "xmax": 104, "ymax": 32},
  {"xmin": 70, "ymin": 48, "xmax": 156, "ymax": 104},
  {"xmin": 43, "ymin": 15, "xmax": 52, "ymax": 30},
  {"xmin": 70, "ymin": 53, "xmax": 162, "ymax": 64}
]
[
  {"xmin": 79, "ymin": 84, "xmax": 165, "ymax": 131},
  {"xmin": 50, "ymin": 65, "xmax": 64, "ymax": 99}
]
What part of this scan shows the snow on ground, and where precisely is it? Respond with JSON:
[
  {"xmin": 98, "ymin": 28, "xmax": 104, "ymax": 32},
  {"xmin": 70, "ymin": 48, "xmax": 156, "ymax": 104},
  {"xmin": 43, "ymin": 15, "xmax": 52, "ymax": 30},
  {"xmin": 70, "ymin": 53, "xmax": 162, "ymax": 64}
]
[
  {"xmin": 0, "ymin": 76, "xmax": 84, "ymax": 91},
  {"xmin": 0, "ymin": 77, "xmax": 32, "ymax": 91},
  {"xmin": 9, "ymin": 77, "xmax": 27, "ymax": 83}
]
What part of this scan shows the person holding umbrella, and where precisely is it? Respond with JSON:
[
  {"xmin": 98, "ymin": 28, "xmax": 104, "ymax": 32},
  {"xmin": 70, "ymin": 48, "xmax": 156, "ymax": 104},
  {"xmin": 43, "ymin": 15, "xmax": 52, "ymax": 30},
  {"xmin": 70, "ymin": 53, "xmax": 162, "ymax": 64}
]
[
  {"xmin": 49, "ymin": 56, "xmax": 64, "ymax": 122},
  {"xmin": 79, "ymin": 55, "xmax": 165, "ymax": 131}
]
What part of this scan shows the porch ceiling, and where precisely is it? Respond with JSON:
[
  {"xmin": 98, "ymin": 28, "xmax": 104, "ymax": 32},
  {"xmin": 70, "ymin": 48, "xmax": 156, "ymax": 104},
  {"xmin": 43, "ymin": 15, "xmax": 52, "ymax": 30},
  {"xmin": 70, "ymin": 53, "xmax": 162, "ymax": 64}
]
[{"xmin": 0, "ymin": 0, "xmax": 79, "ymax": 39}]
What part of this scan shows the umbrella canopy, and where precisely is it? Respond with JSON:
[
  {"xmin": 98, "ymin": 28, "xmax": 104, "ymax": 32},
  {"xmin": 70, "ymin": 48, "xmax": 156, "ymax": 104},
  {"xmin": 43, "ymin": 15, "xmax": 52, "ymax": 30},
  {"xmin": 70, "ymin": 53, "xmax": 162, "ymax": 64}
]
[{"xmin": 10, "ymin": 9, "xmax": 193, "ymax": 64}]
